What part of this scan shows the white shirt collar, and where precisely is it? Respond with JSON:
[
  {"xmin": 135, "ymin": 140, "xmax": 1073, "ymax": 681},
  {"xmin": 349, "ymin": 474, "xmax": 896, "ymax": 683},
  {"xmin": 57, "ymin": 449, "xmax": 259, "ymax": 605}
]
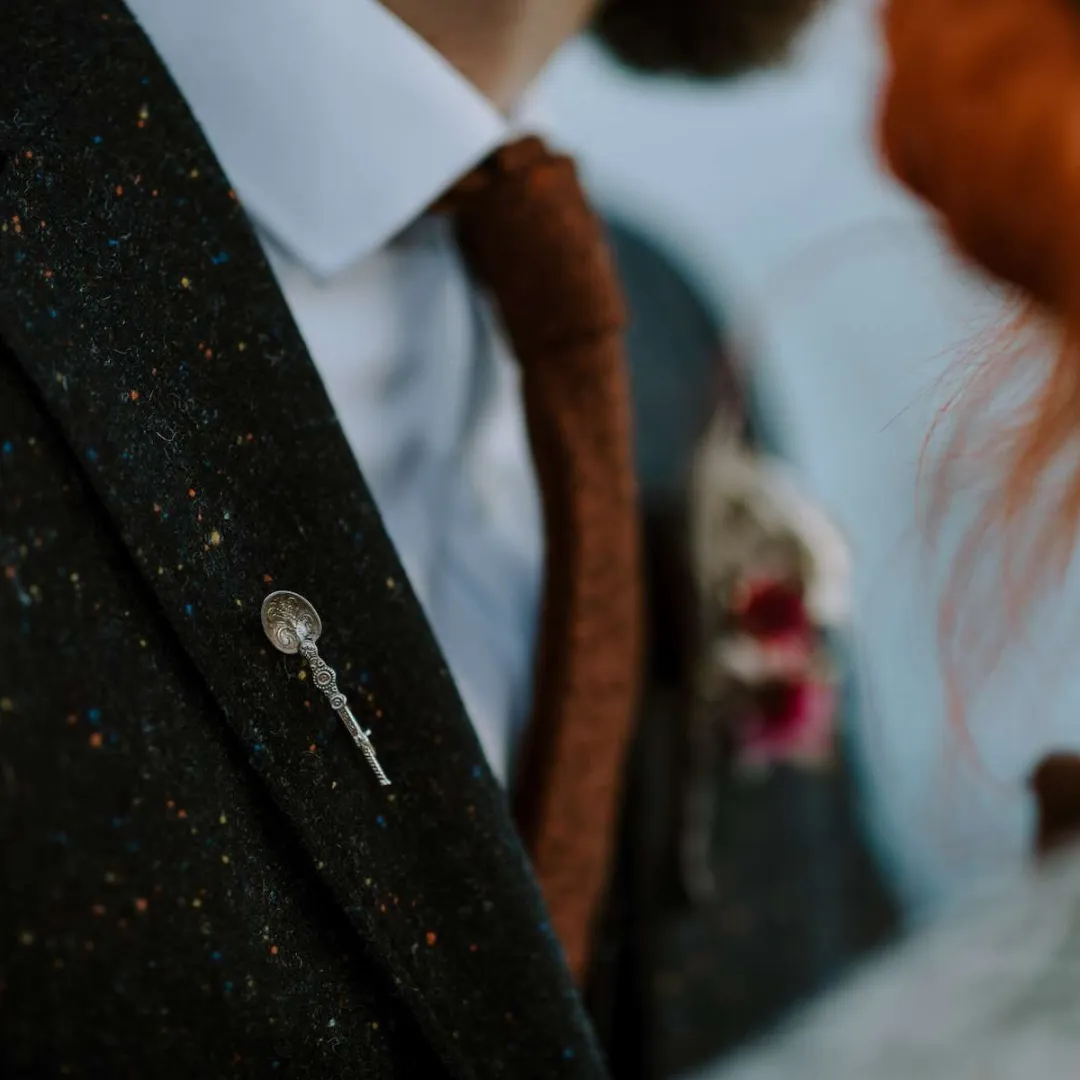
[{"xmin": 124, "ymin": 0, "xmax": 537, "ymax": 278}]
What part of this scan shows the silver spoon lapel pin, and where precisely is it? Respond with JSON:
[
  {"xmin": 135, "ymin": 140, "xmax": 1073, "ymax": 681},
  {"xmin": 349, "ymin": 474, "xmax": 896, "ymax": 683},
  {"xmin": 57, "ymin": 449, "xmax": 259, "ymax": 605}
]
[{"xmin": 261, "ymin": 590, "xmax": 391, "ymax": 786}]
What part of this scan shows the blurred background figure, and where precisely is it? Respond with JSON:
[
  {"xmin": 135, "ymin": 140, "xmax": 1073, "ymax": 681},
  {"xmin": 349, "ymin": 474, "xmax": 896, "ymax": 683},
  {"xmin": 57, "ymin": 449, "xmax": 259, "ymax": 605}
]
[
  {"xmin": 584, "ymin": 211, "xmax": 897, "ymax": 1080},
  {"xmin": 536, "ymin": 0, "xmax": 1080, "ymax": 1073}
]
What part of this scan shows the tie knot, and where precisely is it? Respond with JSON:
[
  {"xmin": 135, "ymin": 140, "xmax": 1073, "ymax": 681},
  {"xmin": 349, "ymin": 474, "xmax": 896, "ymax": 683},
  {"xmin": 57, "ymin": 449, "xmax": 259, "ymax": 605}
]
[
  {"xmin": 436, "ymin": 136, "xmax": 626, "ymax": 354},
  {"xmin": 433, "ymin": 136, "xmax": 554, "ymax": 214}
]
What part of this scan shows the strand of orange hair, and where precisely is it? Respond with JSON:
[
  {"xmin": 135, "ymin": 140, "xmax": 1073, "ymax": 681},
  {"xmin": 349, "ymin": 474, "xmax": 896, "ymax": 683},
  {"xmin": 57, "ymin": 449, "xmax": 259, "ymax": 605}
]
[{"xmin": 880, "ymin": 0, "xmax": 1080, "ymax": 720}]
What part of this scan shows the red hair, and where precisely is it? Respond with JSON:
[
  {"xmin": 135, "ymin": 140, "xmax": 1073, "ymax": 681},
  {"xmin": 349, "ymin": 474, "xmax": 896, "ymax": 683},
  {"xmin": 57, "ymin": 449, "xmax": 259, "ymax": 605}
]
[{"xmin": 880, "ymin": 0, "xmax": 1080, "ymax": 704}]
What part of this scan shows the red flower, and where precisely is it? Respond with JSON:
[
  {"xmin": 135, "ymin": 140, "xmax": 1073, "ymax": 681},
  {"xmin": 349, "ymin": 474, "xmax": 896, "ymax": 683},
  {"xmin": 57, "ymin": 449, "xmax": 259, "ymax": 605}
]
[
  {"xmin": 738, "ymin": 679, "xmax": 836, "ymax": 767},
  {"xmin": 755, "ymin": 680, "xmax": 809, "ymax": 740},
  {"xmin": 735, "ymin": 581, "xmax": 809, "ymax": 642}
]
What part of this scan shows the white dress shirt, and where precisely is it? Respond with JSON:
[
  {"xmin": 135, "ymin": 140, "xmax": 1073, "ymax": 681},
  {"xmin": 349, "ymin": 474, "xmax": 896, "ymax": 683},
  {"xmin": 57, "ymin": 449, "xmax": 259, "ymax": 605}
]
[{"xmin": 124, "ymin": 0, "xmax": 546, "ymax": 785}]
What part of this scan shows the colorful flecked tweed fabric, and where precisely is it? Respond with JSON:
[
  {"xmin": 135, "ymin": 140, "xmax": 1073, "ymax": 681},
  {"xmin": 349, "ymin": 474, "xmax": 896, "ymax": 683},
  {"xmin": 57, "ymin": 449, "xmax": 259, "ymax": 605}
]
[{"xmin": 0, "ymin": 2, "xmax": 607, "ymax": 1076}]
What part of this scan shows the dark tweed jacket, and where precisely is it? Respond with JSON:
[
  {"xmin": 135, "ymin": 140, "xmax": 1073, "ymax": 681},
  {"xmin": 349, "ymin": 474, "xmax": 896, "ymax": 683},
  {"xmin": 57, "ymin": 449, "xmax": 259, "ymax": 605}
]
[{"xmin": 0, "ymin": 2, "xmax": 606, "ymax": 1076}]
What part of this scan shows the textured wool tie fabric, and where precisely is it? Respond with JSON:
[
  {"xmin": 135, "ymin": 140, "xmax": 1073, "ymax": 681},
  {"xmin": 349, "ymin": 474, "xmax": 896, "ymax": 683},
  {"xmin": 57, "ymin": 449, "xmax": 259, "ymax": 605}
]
[{"xmin": 437, "ymin": 136, "xmax": 644, "ymax": 981}]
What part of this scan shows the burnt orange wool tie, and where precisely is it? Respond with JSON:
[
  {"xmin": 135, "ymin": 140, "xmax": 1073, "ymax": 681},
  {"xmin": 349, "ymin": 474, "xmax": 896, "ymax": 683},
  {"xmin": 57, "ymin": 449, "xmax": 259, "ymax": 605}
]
[{"xmin": 438, "ymin": 136, "xmax": 643, "ymax": 982}]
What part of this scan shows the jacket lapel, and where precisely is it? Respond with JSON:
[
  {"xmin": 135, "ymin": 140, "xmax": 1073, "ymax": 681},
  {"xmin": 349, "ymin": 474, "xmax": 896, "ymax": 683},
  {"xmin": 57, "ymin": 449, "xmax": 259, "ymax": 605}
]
[{"xmin": 0, "ymin": 3, "xmax": 604, "ymax": 1076}]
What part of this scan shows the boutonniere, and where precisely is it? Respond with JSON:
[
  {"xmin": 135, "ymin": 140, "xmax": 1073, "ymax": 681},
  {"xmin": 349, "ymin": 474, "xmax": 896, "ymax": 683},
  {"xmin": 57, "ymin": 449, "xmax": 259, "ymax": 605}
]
[{"xmin": 689, "ymin": 420, "xmax": 850, "ymax": 775}]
